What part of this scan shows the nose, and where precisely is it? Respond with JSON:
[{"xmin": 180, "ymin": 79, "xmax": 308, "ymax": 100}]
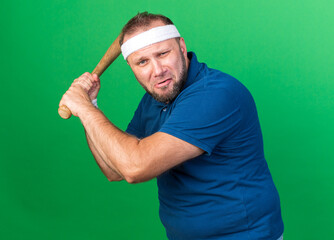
[{"xmin": 152, "ymin": 59, "xmax": 165, "ymax": 77}]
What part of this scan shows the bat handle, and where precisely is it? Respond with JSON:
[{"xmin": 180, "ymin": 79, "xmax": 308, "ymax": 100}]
[{"xmin": 58, "ymin": 34, "xmax": 121, "ymax": 119}]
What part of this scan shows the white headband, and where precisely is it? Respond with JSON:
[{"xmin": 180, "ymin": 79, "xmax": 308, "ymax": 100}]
[{"xmin": 121, "ymin": 25, "xmax": 181, "ymax": 60}]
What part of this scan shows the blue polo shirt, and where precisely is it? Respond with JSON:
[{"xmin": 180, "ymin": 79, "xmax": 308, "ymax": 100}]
[{"xmin": 126, "ymin": 52, "xmax": 284, "ymax": 240}]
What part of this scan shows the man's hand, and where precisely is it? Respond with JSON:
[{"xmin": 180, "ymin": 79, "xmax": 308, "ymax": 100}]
[
  {"xmin": 59, "ymin": 73, "xmax": 100, "ymax": 117},
  {"xmin": 72, "ymin": 72, "xmax": 101, "ymax": 100},
  {"xmin": 85, "ymin": 73, "xmax": 101, "ymax": 100}
]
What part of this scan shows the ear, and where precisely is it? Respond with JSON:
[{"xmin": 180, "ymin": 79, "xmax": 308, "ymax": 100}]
[{"xmin": 179, "ymin": 37, "xmax": 187, "ymax": 58}]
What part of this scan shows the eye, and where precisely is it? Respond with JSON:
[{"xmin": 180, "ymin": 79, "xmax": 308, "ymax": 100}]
[
  {"xmin": 160, "ymin": 50, "xmax": 170, "ymax": 57},
  {"xmin": 138, "ymin": 59, "xmax": 147, "ymax": 66}
]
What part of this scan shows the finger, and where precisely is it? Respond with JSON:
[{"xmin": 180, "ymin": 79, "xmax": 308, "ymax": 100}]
[
  {"xmin": 83, "ymin": 72, "xmax": 95, "ymax": 82},
  {"xmin": 92, "ymin": 73, "xmax": 100, "ymax": 82},
  {"xmin": 79, "ymin": 80, "xmax": 92, "ymax": 91},
  {"xmin": 92, "ymin": 74, "xmax": 101, "ymax": 90},
  {"xmin": 74, "ymin": 75, "xmax": 93, "ymax": 91},
  {"xmin": 59, "ymin": 90, "xmax": 69, "ymax": 107},
  {"xmin": 59, "ymin": 97, "xmax": 64, "ymax": 107},
  {"xmin": 92, "ymin": 75, "xmax": 101, "ymax": 88},
  {"xmin": 75, "ymin": 72, "xmax": 94, "ymax": 83}
]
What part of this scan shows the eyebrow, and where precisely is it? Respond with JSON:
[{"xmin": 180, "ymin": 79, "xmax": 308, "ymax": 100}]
[
  {"xmin": 134, "ymin": 56, "xmax": 147, "ymax": 63},
  {"xmin": 132, "ymin": 46, "xmax": 173, "ymax": 63}
]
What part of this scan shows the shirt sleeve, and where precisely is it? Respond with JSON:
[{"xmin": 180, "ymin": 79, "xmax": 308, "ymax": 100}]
[
  {"xmin": 159, "ymin": 86, "xmax": 242, "ymax": 155},
  {"xmin": 126, "ymin": 99, "xmax": 145, "ymax": 139}
]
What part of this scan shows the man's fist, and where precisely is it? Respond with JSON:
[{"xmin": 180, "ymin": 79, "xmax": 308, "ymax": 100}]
[
  {"xmin": 59, "ymin": 73, "xmax": 100, "ymax": 117},
  {"xmin": 73, "ymin": 72, "xmax": 101, "ymax": 100}
]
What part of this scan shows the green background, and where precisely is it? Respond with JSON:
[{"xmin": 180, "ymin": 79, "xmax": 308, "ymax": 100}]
[{"xmin": 1, "ymin": 0, "xmax": 333, "ymax": 239}]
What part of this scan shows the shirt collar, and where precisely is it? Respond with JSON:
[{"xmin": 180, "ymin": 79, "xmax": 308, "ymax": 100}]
[{"xmin": 183, "ymin": 51, "xmax": 203, "ymax": 90}]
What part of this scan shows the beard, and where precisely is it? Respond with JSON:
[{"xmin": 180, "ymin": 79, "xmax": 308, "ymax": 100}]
[{"xmin": 140, "ymin": 52, "xmax": 187, "ymax": 104}]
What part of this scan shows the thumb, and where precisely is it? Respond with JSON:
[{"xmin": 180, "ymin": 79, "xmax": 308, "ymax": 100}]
[{"xmin": 92, "ymin": 73, "xmax": 100, "ymax": 82}]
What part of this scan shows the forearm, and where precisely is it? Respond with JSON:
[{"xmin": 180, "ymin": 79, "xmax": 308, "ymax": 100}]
[
  {"xmin": 79, "ymin": 105, "xmax": 140, "ymax": 183},
  {"xmin": 59, "ymin": 73, "xmax": 142, "ymax": 181},
  {"xmin": 84, "ymin": 124, "xmax": 124, "ymax": 182},
  {"xmin": 78, "ymin": 104, "xmax": 203, "ymax": 184}
]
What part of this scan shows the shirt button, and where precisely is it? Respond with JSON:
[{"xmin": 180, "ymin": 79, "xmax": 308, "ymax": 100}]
[{"xmin": 162, "ymin": 107, "xmax": 167, "ymax": 112}]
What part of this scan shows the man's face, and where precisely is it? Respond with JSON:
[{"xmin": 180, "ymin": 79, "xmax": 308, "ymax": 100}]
[{"xmin": 124, "ymin": 21, "xmax": 189, "ymax": 103}]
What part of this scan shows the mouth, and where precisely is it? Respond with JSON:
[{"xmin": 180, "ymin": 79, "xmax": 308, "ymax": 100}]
[{"xmin": 155, "ymin": 78, "xmax": 172, "ymax": 89}]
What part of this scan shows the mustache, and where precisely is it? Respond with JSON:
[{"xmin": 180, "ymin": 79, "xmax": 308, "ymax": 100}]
[{"xmin": 154, "ymin": 72, "xmax": 174, "ymax": 84}]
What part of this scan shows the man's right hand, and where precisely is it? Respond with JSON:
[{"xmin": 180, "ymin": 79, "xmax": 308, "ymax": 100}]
[{"xmin": 74, "ymin": 72, "xmax": 101, "ymax": 101}]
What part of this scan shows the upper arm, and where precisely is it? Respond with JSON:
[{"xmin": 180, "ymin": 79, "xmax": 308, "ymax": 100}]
[{"xmin": 124, "ymin": 84, "xmax": 242, "ymax": 183}]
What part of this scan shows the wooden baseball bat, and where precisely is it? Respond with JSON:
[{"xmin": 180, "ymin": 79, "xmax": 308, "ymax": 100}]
[{"xmin": 58, "ymin": 34, "xmax": 122, "ymax": 119}]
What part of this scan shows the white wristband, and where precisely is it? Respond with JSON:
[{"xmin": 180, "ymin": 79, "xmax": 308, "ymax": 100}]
[{"xmin": 92, "ymin": 99, "xmax": 98, "ymax": 108}]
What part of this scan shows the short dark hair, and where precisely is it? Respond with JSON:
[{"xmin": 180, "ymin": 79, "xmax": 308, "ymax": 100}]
[{"xmin": 119, "ymin": 12, "xmax": 174, "ymax": 45}]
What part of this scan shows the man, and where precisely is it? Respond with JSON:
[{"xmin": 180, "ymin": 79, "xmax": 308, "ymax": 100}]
[{"xmin": 59, "ymin": 12, "xmax": 284, "ymax": 240}]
